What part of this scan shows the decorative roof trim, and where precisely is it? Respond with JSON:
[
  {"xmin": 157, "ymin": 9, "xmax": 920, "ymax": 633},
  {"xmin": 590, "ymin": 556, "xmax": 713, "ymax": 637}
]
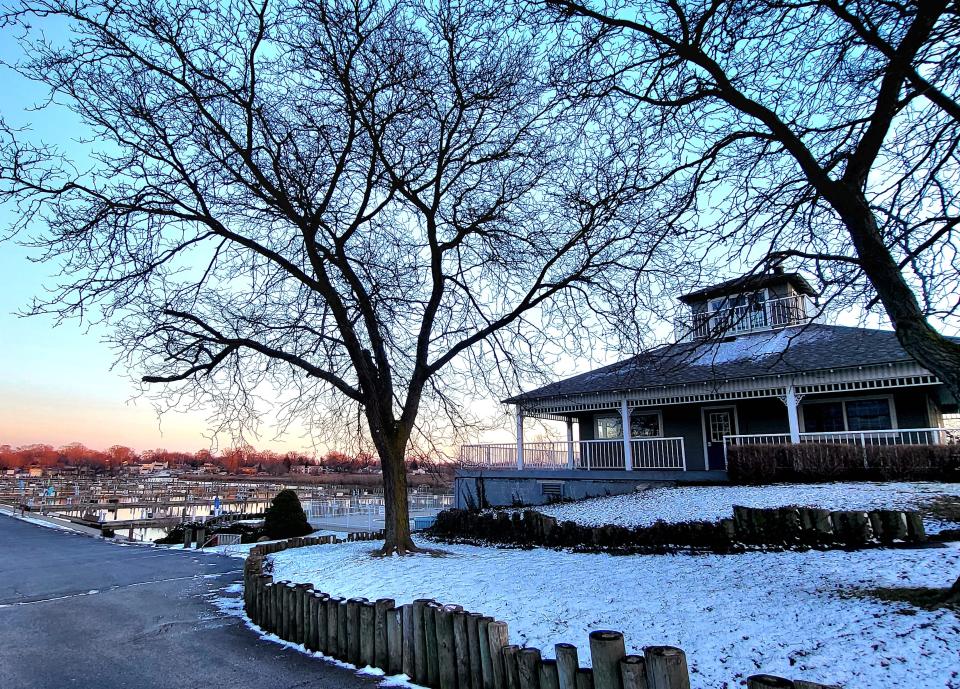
[{"xmin": 517, "ymin": 361, "xmax": 938, "ymax": 416}]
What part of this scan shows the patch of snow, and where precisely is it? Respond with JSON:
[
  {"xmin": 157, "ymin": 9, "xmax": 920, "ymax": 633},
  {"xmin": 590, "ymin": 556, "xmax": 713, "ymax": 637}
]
[
  {"xmin": 0, "ymin": 507, "xmax": 81, "ymax": 532},
  {"xmin": 538, "ymin": 482, "xmax": 960, "ymax": 533},
  {"xmin": 687, "ymin": 328, "xmax": 823, "ymax": 367},
  {"xmin": 270, "ymin": 539, "xmax": 960, "ymax": 689}
]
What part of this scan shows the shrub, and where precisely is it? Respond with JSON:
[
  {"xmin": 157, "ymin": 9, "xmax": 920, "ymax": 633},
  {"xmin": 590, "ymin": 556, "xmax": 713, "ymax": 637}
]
[
  {"xmin": 263, "ymin": 489, "xmax": 313, "ymax": 539},
  {"xmin": 727, "ymin": 442, "xmax": 960, "ymax": 484}
]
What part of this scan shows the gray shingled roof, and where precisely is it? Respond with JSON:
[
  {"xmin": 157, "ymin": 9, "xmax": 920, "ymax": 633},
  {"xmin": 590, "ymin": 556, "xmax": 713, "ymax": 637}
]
[
  {"xmin": 505, "ymin": 324, "xmax": 927, "ymax": 404},
  {"xmin": 677, "ymin": 271, "xmax": 817, "ymax": 304}
]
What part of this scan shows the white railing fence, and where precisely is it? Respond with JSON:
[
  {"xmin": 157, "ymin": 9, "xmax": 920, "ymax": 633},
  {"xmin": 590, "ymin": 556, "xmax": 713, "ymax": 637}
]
[
  {"xmin": 724, "ymin": 427, "xmax": 960, "ymax": 451},
  {"xmin": 458, "ymin": 438, "xmax": 687, "ymax": 471},
  {"xmin": 677, "ymin": 294, "xmax": 811, "ymax": 341}
]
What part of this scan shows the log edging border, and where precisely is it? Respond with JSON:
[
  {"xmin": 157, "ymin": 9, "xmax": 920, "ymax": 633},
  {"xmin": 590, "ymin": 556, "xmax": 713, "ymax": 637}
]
[{"xmin": 241, "ymin": 531, "xmax": 840, "ymax": 689}]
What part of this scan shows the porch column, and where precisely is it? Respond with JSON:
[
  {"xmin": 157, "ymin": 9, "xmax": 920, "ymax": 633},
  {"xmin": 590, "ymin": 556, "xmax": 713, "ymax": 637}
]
[
  {"xmin": 785, "ymin": 383, "xmax": 801, "ymax": 443},
  {"xmin": 620, "ymin": 398, "xmax": 634, "ymax": 471},
  {"xmin": 566, "ymin": 418, "xmax": 575, "ymax": 469},
  {"xmin": 516, "ymin": 409, "xmax": 525, "ymax": 470}
]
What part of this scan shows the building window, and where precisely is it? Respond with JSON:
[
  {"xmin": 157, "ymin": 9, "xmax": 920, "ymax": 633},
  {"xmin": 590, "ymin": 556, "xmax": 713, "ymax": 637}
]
[
  {"xmin": 596, "ymin": 416, "xmax": 622, "ymax": 440},
  {"xmin": 802, "ymin": 401, "xmax": 845, "ymax": 432},
  {"xmin": 595, "ymin": 412, "xmax": 662, "ymax": 439},
  {"xmin": 709, "ymin": 290, "xmax": 768, "ymax": 330},
  {"xmin": 845, "ymin": 399, "xmax": 892, "ymax": 431},
  {"xmin": 802, "ymin": 398, "xmax": 893, "ymax": 433}
]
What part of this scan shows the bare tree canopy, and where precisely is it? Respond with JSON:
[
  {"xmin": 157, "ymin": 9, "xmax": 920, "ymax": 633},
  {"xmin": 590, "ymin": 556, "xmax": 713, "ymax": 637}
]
[
  {"xmin": 0, "ymin": 0, "xmax": 679, "ymax": 553},
  {"xmin": 542, "ymin": 0, "xmax": 960, "ymax": 399}
]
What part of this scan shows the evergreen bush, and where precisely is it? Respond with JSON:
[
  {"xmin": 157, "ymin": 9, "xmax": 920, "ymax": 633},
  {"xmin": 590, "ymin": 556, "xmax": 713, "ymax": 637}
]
[{"xmin": 263, "ymin": 489, "xmax": 313, "ymax": 539}]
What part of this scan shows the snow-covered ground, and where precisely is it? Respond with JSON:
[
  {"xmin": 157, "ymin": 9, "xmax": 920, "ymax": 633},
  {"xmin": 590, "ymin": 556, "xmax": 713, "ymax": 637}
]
[
  {"xmin": 537, "ymin": 482, "xmax": 960, "ymax": 533},
  {"xmin": 270, "ymin": 539, "xmax": 960, "ymax": 689}
]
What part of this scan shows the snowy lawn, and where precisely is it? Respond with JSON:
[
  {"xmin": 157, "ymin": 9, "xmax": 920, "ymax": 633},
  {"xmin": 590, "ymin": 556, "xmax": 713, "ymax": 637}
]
[
  {"xmin": 537, "ymin": 482, "xmax": 960, "ymax": 534},
  {"xmin": 270, "ymin": 538, "xmax": 960, "ymax": 689}
]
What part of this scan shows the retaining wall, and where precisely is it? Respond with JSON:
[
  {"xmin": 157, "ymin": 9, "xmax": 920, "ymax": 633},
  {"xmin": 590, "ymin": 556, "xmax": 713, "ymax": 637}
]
[{"xmin": 429, "ymin": 506, "xmax": 927, "ymax": 553}]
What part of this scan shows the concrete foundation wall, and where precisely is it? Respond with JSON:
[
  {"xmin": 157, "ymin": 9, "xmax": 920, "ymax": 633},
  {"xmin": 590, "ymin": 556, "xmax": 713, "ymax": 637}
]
[{"xmin": 453, "ymin": 469, "xmax": 728, "ymax": 509}]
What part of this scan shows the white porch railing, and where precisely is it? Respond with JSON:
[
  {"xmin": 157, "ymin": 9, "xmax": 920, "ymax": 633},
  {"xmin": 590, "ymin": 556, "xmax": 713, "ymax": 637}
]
[
  {"xmin": 458, "ymin": 437, "xmax": 687, "ymax": 471},
  {"xmin": 724, "ymin": 427, "xmax": 959, "ymax": 450}
]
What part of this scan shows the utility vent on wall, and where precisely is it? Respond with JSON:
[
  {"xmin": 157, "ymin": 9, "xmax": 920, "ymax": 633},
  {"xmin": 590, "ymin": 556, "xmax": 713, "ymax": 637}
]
[{"xmin": 540, "ymin": 481, "xmax": 564, "ymax": 498}]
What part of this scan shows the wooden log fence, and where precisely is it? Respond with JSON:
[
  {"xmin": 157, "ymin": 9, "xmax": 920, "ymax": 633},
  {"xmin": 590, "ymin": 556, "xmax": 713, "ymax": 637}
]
[
  {"xmin": 241, "ymin": 533, "xmax": 840, "ymax": 689},
  {"xmin": 429, "ymin": 505, "xmax": 927, "ymax": 554}
]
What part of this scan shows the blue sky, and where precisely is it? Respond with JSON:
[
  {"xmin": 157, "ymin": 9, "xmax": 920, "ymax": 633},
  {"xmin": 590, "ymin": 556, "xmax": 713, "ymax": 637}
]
[{"xmin": 0, "ymin": 27, "xmax": 283, "ymax": 453}]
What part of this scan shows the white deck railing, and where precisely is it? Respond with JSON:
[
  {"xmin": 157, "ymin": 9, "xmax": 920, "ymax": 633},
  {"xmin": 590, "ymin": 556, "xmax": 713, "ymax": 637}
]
[
  {"xmin": 458, "ymin": 437, "xmax": 687, "ymax": 471},
  {"xmin": 724, "ymin": 427, "xmax": 959, "ymax": 451},
  {"xmin": 677, "ymin": 294, "xmax": 811, "ymax": 341}
]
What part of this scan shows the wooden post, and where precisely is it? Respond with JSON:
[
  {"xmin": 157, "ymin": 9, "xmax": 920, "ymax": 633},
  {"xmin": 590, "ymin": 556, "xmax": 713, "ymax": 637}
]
[
  {"xmin": 360, "ymin": 601, "xmax": 377, "ymax": 667},
  {"xmin": 831, "ymin": 511, "xmax": 872, "ymax": 543},
  {"xmin": 503, "ymin": 645, "xmax": 521, "ymax": 689},
  {"xmin": 478, "ymin": 617, "xmax": 495, "ymax": 689},
  {"xmin": 555, "ymin": 643, "xmax": 580, "ymax": 689},
  {"xmin": 376, "ymin": 598, "xmax": 395, "ymax": 670},
  {"xmin": 325, "ymin": 596, "xmax": 341, "ymax": 657},
  {"xmin": 589, "ymin": 631, "xmax": 626, "ymax": 689},
  {"xmin": 275, "ymin": 583, "xmax": 285, "ymax": 638},
  {"xmin": 387, "ymin": 606, "xmax": 403, "ymax": 675},
  {"xmin": 296, "ymin": 584, "xmax": 311, "ymax": 644},
  {"xmin": 643, "ymin": 647, "xmax": 690, "ymax": 689},
  {"xmin": 575, "ymin": 669, "xmax": 594, "ymax": 689},
  {"xmin": 454, "ymin": 610, "xmax": 472, "ymax": 689},
  {"xmin": 620, "ymin": 656, "xmax": 648, "ymax": 689},
  {"xmin": 402, "ymin": 604, "xmax": 416, "ymax": 678},
  {"xmin": 315, "ymin": 593, "xmax": 328, "ymax": 653},
  {"xmin": 747, "ymin": 677, "xmax": 794, "ymax": 689},
  {"xmin": 426, "ymin": 602, "xmax": 443, "ymax": 688},
  {"xmin": 540, "ymin": 659, "xmax": 561, "ymax": 689},
  {"xmin": 486, "ymin": 620, "xmax": 510, "ymax": 689},
  {"xmin": 183, "ymin": 527, "xmax": 192, "ymax": 549},
  {"xmin": 348, "ymin": 597, "xmax": 367, "ymax": 666},
  {"xmin": 195, "ymin": 526, "xmax": 206, "ymax": 549},
  {"xmin": 257, "ymin": 575, "xmax": 273, "ymax": 628},
  {"xmin": 273, "ymin": 581, "xmax": 284, "ymax": 635},
  {"xmin": 338, "ymin": 598, "xmax": 350, "ymax": 661},
  {"xmin": 518, "ymin": 647, "xmax": 543, "ymax": 689},
  {"xmin": 905, "ymin": 511, "xmax": 927, "ymax": 542},
  {"xmin": 467, "ymin": 612, "xmax": 484, "ymax": 689},
  {"xmin": 437, "ymin": 606, "xmax": 459, "ymax": 689},
  {"xmin": 283, "ymin": 583, "xmax": 296, "ymax": 640},
  {"xmin": 303, "ymin": 589, "xmax": 316, "ymax": 650},
  {"xmin": 413, "ymin": 599, "xmax": 432, "ymax": 685}
]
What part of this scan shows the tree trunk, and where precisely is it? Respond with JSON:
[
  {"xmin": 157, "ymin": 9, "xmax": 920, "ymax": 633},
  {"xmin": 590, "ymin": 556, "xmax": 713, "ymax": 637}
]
[
  {"xmin": 377, "ymin": 434, "xmax": 418, "ymax": 555},
  {"xmin": 828, "ymin": 185, "xmax": 960, "ymax": 404}
]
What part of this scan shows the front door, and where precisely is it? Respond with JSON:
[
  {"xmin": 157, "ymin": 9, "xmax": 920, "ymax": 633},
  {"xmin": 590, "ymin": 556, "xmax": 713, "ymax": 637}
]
[{"xmin": 703, "ymin": 406, "xmax": 736, "ymax": 470}]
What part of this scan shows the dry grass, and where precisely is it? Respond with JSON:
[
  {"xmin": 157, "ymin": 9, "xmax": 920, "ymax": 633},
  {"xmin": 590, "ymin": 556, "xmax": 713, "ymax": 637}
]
[
  {"xmin": 919, "ymin": 494, "xmax": 960, "ymax": 523},
  {"xmin": 857, "ymin": 585, "xmax": 959, "ymax": 612}
]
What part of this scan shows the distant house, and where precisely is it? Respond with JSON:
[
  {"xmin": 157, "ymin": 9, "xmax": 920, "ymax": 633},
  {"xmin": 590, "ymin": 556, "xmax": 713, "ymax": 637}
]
[{"xmin": 456, "ymin": 270, "xmax": 958, "ymax": 505}]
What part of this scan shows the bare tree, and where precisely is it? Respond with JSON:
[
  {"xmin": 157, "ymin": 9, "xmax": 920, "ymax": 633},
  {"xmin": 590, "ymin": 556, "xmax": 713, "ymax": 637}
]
[
  {"xmin": 541, "ymin": 0, "xmax": 960, "ymax": 399},
  {"xmin": 0, "ymin": 0, "xmax": 677, "ymax": 553}
]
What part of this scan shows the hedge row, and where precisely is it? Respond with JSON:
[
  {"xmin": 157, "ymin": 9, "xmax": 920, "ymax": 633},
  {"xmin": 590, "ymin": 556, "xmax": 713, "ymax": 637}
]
[
  {"xmin": 428, "ymin": 506, "xmax": 927, "ymax": 554},
  {"xmin": 727, "ymin": 442, "xmax": 959, "ymax": 484}
]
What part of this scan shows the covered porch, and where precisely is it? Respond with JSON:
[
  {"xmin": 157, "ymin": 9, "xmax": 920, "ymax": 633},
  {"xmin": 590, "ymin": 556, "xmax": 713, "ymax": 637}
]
[{"xmin": 458, "ymin": 375, "xmax": 956, "ymax": 474}]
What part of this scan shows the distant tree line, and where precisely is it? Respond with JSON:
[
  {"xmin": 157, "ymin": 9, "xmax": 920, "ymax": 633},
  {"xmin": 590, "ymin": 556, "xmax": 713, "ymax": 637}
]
[{"xmin": 0, "ymin": 443, "xmax": 442, "ymax": 475}]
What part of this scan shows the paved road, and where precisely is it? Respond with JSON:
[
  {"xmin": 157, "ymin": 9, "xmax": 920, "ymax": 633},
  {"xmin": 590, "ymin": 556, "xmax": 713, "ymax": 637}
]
[{"xmin": 0, "ymin": 514, "xmax": 376, "ymax": 689}]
